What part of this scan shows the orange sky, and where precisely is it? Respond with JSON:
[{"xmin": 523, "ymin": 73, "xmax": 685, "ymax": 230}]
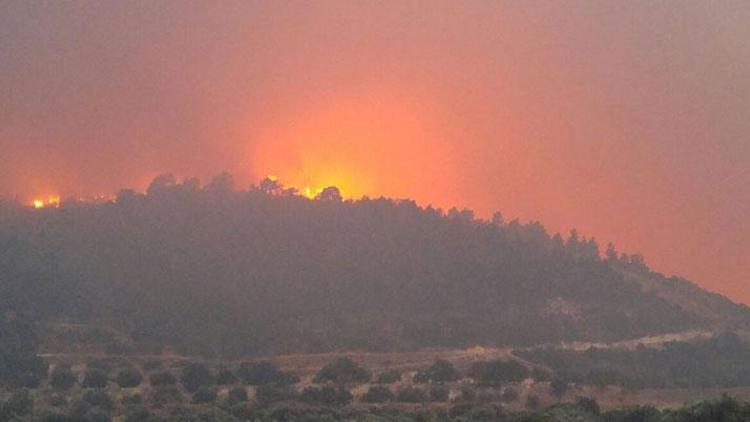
[{"xmin": 1, "ymin": 2, "xmax": 748, "ymax": 303}]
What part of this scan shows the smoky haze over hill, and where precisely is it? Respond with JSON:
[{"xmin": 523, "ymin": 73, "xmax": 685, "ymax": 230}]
[{"xmin": 1, "ymin": 174, "xmax": 748, "ymax": 358}]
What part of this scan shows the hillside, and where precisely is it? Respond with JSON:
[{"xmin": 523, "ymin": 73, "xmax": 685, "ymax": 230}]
[{"xmin": 1, "ymin": 175, "xmax": 748, "ymax": 358}]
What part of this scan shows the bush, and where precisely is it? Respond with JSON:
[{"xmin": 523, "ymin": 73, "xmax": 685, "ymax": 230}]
[
  {"xmin": 192, "ymin": 386, "xmax": 217, "ymax": 404},
  {"xmin": 238, "ymin": 361, "xmax": 297, "ymax": 385},
  {"xmin": 216, "ymin": 368, "xmax": 238, "ymax": 385},
  {"xmin": 532, "ymin": 367, "xmax": 552, "ymax": 382},
  {"xmin": 49, "ymin": 393, "xmax": 67, "ymax": 407},
  {"xmin": 50, "ymin": 365, "xmax": 76, "ymax": 390},
  {"xmin": 181, "ymin": 363, "xmax": 214, "ymax": 393},
  {"xmin": 121, "ymin": 394, "xmax": 142, "ymax": 406},
  {"xmin": 82, "ymin": 368, "xmax": 109, "ymax": 388},
  {"xmin": 551, "ymin": 376, "xmax": 569, "ymax": 399},
  {"xmin": 314, "ymin": 358, "xmax": 371, "ymax": 385},
  {"xmin": 300, "ymin": 386, "xmax": 353, "ymax": 406},
  {"xmin": 477, "ymin": 389, "xmax": 500, "ymax": 404},
  {"xmin": 454, "ymin": 385, "xmax": 476, "ymax": 403},
  {"xmin": 255, "ymin": 384, "xmax": 298, "ymax": 405},
  {"xmin": 376, "ymin": 369, "xmax": 401, "ymax": 384},
  {"xmin": 2, "ymin": 389, "xmax": 33, "ymax": 417},
  {"xmin": 20, "ymin": 373, "xmax": 42, "ymax": 388},
  {"xmin": 83, "ymin": 408, "xmax": 111, "ymax": 422},
  {"xmin": 105, "ymin": 341, "xmax": 129, "ymax": 355},
  {"xmin": 362, "ymin": 386, "xmax": 395, "ymax": 403},
  {"xmin": 602, "ymin": 405, "xmax": 661, "ymax": 422},
  {"xmin": 83, "ymin": 389, "xmax": 114, "ymax": 411},
  {"xmin": 150, "ymin": 386, "xmax": 184, "ymax": 407},
  {"xmin": 227, "ymin": 387, "xmax": 248, "ymax": 403},
  {"xmin": 396, "ymin": 386, "xmax": 427, "ymax": 403},
  {"xmin": 124, "ymin": 405, "xmax": 151, "ymax": 422},
  {"xmin": 577, "ymin": 396, "xmax": 601, "ymax": 415},
  {"xmin": 501, "ymin": 387, "xmax": 519, "ymax": 402},
  {"xmin": 116, "ymin": 368, "xmax": 143, "ymax": 388},
  {"xmin": 0, "ymin": 318, "xmax": 49, "ymax": 387},
  {"xmin": 525, "ymin": 394, "xmax": 541, "ymax": 410},
  {"xmin": 429, "ymin": 385, "xmax": 450, "ymax": 402},
  {"xmin": 149, "ymin": 370, "xmax": 176, "ymax": 386},
  {"xmin": 414, "ymin": 360, "xmax": 460, "ymax": 384},
  {"xmin": 468, "ymin": 360, "xmax": 529, "ymax": 386}
]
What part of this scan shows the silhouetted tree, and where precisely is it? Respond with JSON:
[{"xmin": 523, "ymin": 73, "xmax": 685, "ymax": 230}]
[
  {"xmin": 318, "ymin": 186, "xmax": 342, "ymax": 201},
  {"xmin": 146, "ymin": 173, "xmax": 176, "ymax": 196},
  {"xmin": 314, "ymin": 358, "xmax": 370, "ymax": 385}
]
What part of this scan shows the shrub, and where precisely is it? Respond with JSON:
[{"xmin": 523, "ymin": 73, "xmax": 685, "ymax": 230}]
[
  {"xmin": 150, "ymin": 386, "xmax": 184, "ymax": 407},
  {"xmin": 192, "ymin": 386, "xmax": 217, "ymax": 404},
  {"xmin": 603, "ymin": 405, "xmax": 661, "ymax": 422},
  {"xmin": 362, "ymin": 386, "xmax": 395, "ymax": 403},
  {"xmin": 577, "ymin": 396, "xmax": 601, "ymax": 415},
  {"xmin": 181, "ymin": 363, "xmax": 215, "ymax": 393},
  {"xmin": 83, "ymin": 408, "xmax": 111, "ymax": 422},
  {"xmin": 454, "ymin": 385, "xmax": 476, "ymax": 403},
  {"xmin": 121, "ymin": 394, "xmax": 142, "ymax": 406},
  {"xmin": 20, "ymin": 373, "xmax": 42, "ymax": 388},
  {"xmin": 551, "ymin": 376, "xmax": 569, "ymax": 399},
  {"xmin": 376, "ymin": 369, "xmax": 401, "ymax": 384},
  {"xmin": 300, "ymin": 386, "xmax": 353, "ymax": 406},
  {"xmin": 116, "ymin": 368, "xmax": 143, "ymax": 388},
  {"xmin": 105, "ymin": 341, "xmax": 129, "ymax": 355},
  {"xmin": 49, "ymin": 393, "xmax": 67, "ymax": 407},
  {"xmin": 414, "ymin": 360, "xmax": 460, "ymax": 384},
  {"xmin": 525, "ymin": 394, "xmax": 541, "ymax": 410},
  {"xmin": 531, "ymin": 367, "xmax": 552, "ymax": 382},
  {"xmin": 83, "ymin": 389, "xmax": 114, "ymax": 411},
  {"xmin": 469, "ymin": 360, "xmax": 529, "ymax": 386},
  {"xmin": 50, "ymin": 365, "xmax": 76, "ymax": 390},
  {"xmin": 396, "ymin": 386, "xmax": 427, "ymax": 403},
  {"xmin": 501, "ymin": 387, "xmax": 519, "ymax": 402},
  {"xmin": 216, "ymin": 368, "xmax": 238, "ymax": 385},
  {"xmin": 227, "ymin": 387, "xmax": 248, "ymax": 403},
  {"xmin": 149, "ymin": 370, "xmax": 176, "ymax": 386},
  {"xmin": 124, "ymin": 405, "xmax": 151, "ymax": 422},
  {"xmin": 69, "ymin": 399, "xmax": 92, "ymax": 419},
  {"xmin": 238, "ymin": 361, "xmax": 297, "ymax": 385},
  {"xmin": 314, "ymin": 358, "xmax": 371, "ymax": 385},
  {"xmin": 429, "ymin": 385, "xmax": 450, "ymax": 402},
  {"xmin": 3, "ymin": 389, "xmax": 33, "ymax": 417},
  {"xmin": 255, "ymin": 384, "xmax": 298, "ymax": 405},
  {"xmin": 82, "ymin": 369, "xmax": 109, "ymax": 388}
]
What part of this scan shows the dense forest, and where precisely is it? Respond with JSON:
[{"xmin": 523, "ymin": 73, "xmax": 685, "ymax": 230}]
[{"xmin": 1, "ymin": 173, "xmax": 749, "ymax": 358}]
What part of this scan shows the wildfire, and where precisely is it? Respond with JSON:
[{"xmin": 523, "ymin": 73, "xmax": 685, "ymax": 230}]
[
  {"xmin": 303, "ymin": 186, "xmax": 324, "ymax": 199},
  {"xmin": 32, "ymin": 195, "xmax": 60, "ymax": 209}
]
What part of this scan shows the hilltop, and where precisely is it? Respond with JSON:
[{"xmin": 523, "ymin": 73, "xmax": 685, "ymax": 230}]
[{"xmin": 1, "ymin": 174, "xmax": 748, "ymax": 358}]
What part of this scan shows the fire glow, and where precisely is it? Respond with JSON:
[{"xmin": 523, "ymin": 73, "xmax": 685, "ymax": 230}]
[{"xmin": 32, "ymin": 195, "xmax": 60, "ymax": 209}]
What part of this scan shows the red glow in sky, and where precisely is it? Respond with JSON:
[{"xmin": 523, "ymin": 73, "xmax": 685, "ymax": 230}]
[{"xmin": 1, "ymin": 2, "xmax": 748, "ymax": 303}]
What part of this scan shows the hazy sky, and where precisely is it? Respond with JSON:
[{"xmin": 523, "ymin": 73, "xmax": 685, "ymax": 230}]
[{"xmin": 1, "ymin": 1, "xmax": 748, "ymax": 303}]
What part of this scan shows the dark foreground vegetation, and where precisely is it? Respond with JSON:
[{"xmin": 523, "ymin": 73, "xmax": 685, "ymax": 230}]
[
  {"xmin": 2, "ymin": 351, "xmax": 750, "ymax": 422},
  {"xmin": 517, "ymin": 332, "xmax": 750, "ymax": 389},
  {"xmin": 2, "ymin": 383, "xmax": 750, "ymax": 421},
  {"xmin": 1, "ymin": 173, "xmax": 749, "ymax": 358}
]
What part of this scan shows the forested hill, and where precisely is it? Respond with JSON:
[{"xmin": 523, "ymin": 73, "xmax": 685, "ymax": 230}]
[{"xmin": 1, "ymin": 174, "xmax": 748, "ymax": 357}]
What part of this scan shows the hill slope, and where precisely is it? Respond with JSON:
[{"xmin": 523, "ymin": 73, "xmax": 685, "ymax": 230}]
[{"xmin": 1, "ymin": 178, "xmax": 748, "ymax": 357}]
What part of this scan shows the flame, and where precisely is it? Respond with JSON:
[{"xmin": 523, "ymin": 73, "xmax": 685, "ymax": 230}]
[
  {"xmin": 32, "ymin": 195, "xmax": 60, "ymax": 209},
  {"xmin": 303, "ymin": 186, "xmax": 324, "ymax": 199}
]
